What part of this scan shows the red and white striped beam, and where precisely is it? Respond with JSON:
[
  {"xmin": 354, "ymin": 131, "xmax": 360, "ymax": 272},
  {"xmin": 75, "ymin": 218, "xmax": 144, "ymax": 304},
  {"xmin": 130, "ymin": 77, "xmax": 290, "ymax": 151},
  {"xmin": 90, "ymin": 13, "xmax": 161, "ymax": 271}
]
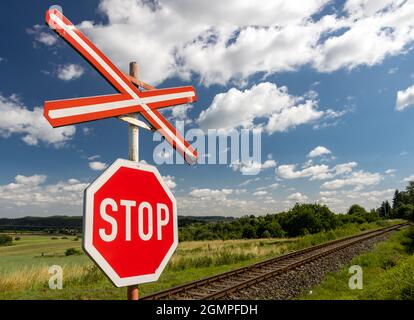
[{"xmin": 44, "ymin": 9, "xmax": 198, "ymax": 164}]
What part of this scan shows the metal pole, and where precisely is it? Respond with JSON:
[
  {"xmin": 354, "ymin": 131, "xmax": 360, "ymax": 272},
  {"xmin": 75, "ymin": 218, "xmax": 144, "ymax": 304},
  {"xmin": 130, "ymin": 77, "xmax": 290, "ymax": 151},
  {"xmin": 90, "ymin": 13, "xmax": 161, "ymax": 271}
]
[
  {"xmin": 127, "ymin": 61, "xmax": 139, "ymax": 300},
  {"xmin": 128, "ymin": 62, "xmax": 139, "ymax": 162}
]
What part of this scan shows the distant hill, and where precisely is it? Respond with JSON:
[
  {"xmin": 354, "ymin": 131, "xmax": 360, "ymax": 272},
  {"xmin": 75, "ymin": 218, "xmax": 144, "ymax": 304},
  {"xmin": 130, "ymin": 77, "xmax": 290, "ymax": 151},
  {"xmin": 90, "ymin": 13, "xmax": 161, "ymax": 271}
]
[{"xmin": 0, "ymin": 215, "xmax": 235, "ymax": 232}]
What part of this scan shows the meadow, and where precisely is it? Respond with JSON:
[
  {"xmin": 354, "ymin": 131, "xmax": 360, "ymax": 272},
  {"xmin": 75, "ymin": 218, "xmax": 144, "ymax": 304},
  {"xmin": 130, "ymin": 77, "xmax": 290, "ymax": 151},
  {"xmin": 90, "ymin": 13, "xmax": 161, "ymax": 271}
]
[{"xmin": 0, "ymin": 220, "xmax": 401, "ymax": 300}]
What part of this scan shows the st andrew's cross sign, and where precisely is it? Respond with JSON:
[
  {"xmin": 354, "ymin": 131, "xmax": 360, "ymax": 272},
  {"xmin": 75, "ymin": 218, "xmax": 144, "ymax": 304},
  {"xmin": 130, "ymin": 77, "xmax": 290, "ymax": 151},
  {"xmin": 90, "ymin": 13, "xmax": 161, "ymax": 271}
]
[{"xmin": 44, "ymin": 9, "xmax": 198, "ymax": 165}]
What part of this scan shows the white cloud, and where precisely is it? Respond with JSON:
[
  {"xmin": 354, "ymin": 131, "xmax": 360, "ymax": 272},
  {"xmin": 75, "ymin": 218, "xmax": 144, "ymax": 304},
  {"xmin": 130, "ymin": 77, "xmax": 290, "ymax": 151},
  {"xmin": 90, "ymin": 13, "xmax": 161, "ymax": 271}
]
[
  {"xmin": 162, "ymin": 175, "xmax": 177, "ymax": 189},
  {"xmin": 0, "ymin": 94, "xmax": 76, "ymax": 147},
  {"xmin": 320, "ymin": 191, "xmax": 337, "ymax": 197},
  {"xmin": 277, "ymin": 164, "xmax": 331, "ymax": 180},
  {"xmin": 57, "ymin": 64, "xmax": 85, "ymax": 81},
  {"xmin": 403, "ymin": 174, "xmax": 414, "ymax": 182},
  {"xmin": 62, "ymin": 0, "xmax": 414, "ymax": 87},
  {"xmin": 27, "ymin": 25, "xmax": 58, "ymax": 46},
  {"xmin": 321, "ymin": 170, "xmax": 383, "ymax": 190},
  {"xmin": 396, "ymin": 85, "xmax": 414, "ymax": 111},
  {"xmin": 277, "ymin": 162, "xmax": 357, "ymax": 181},
  {"xmin": 230, "ymin": 159, "xmax": 277, "ymax": 175},
  {"xmin": 385, "ymin": 169, "xmax": 396, "ymax": 177},
  {"xmin": 388, "ymin": 67, "xmax": 399, "ymax": 74},
  {"xmin": 0, "ymin": 175, "xmax": 88, "ymax": 208},
  {"xmin": 197, "ymin": 82, "xmax": 324, "ymax": 133},
  {"xmin": 253, "ymin": 191, "xmax": 268, "ymax": 197},
  {"xmin": 189, "ymin": 188, "xmax": 235, "ymax": 201},
  {"xmin": 287, "ymin": 192, "xmax": 309, "ymax": 202},
  {"xmin": 87, "ymin": 155, "xmax": 101, "ymax": 161},
  {"xmin": 308, "ymin": 146, "xmax": 331, "ymax": 158},
  {"xmin": 89, "ymin": 161, "xmax": 108, "ymax": 171},
  {"xmin": 170, "ymin": 104, "xmax": 193, "ymax": 124}
]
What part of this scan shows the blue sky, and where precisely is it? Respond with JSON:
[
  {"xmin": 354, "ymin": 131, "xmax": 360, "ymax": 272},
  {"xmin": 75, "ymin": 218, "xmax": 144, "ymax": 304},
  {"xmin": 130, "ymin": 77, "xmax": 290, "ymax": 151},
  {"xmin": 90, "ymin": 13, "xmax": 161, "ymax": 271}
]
[{"xmin": 0, "ymin": 0, "xmax": 414, "ymax": 218}]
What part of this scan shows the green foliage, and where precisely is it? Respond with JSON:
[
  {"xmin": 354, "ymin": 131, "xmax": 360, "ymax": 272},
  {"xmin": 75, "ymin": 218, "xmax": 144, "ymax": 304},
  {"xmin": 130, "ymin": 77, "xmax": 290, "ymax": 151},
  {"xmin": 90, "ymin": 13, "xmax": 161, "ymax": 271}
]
[
  {"xmin": 0, "ymin": 234, "xmax": 12, "ymax": 246},
  {"xmin": 178, "ymin": 203, "xmax": 384, "ymax": 241},
  {"xmin": 348, "ymin": 204, "xmax": 367, "ymax": 215},
  {"xmin": 391, "ymin": 181, "xmax": 414, "ymax": 221},
  {"xmin": 65, "ymin": 248, "xmax": 82, "ymax": 256}
]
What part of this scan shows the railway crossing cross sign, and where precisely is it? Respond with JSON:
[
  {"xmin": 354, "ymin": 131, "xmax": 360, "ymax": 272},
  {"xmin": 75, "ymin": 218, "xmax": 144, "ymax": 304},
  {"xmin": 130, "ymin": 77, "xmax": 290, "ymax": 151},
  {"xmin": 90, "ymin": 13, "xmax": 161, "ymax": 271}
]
[
  {"xmin": 44, "ymin": 9, "xmax": 198, "ymax": 165},
  {"xmin": 83, "ymin": 159, "xmax": 177, "ymax": 287}
]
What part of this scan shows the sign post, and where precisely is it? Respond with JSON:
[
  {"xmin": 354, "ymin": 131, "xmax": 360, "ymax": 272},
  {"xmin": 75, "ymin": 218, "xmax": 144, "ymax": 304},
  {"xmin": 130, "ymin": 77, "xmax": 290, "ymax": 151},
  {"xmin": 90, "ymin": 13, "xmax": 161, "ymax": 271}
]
[{"xmin": 127, "ymin": 61, "xmax": 139, "ymax": 301}]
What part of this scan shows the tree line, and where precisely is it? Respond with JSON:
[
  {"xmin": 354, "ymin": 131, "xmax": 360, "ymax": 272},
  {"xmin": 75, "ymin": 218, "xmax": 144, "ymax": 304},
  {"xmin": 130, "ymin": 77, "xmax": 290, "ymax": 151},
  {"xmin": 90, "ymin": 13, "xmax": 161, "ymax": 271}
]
[{"xmin": 179, "ymin": 181, "xmax": 414, "ymax": 242}]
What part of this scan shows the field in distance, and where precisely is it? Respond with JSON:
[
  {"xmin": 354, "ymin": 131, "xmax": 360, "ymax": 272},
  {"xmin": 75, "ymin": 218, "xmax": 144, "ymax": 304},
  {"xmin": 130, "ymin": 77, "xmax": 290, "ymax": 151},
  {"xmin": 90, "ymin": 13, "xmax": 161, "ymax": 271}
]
[{"xmin": 0, "ymin": 220, "xmax": 401, "ymax": 300}]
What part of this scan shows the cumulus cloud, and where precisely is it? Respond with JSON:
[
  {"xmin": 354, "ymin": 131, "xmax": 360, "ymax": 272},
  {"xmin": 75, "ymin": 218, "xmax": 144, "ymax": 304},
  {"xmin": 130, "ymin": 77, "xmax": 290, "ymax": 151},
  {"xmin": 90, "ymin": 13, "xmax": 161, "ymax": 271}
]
[
  {"xmin": 396, "ymin": 85, "xmax": 414, "ymax": 111},
  {"xmin": 253, "ymin": 191, "xmax": 268, "ymax": 197},
  {"xmin": 49, "ymin": 0, "xmax": 414, "ymax": 87},
  {"xmin": 230, "ymin": 159, "xmax": 277, "ymax": 175},
  {"xmin": 189, "ymin": 188, "xmax": 236, "ymax": 201},
  {"xmin": 89, "ymin": 161, "xmax": 108, "ymax": 171},
  {"xmin": 56, "ymin": 64, "xmax": 85, "ymax": 81},
  {"xmin": 403, "ymin": 174, "xmax": 414, "ymax": 182},
  {"xmin": 308, "ymin": 146, "xmax": 331, "ymax": 158},
  {"xmin": 287, "ymin": 192, "xmax": 309, "ymax": 202},
  {"xmin": 0, "ymin": 175, "xmax": 88, "ymax": 208},
  {"xmin": 162, "ymin": 175, "xmax": 177, "ymax": 189},
  {"xmin": 321, "ymin": 170, "xmax": 383, "ymax": 190},
  {"xmin": 197, "ymin": 82, "xmax": 326, "ymax": 133},
  {"xmin": 26, "ymin": 25, "xmax": 58, "ymax": 46},
  {"xmin": 277, "ymin": 162, "xmax": 357, "ymax": 181},
  {"xmin": 0, "ymin": 94, "xmax": 75, "ymax": 147}
]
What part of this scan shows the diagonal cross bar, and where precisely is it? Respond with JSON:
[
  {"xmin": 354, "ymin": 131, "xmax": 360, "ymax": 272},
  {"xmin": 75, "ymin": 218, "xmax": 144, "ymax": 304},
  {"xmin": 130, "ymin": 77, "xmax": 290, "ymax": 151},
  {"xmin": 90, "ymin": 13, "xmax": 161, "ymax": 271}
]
[{"xmin": 44, "ymin": 9, "xmax": 198, "ymax": 164}]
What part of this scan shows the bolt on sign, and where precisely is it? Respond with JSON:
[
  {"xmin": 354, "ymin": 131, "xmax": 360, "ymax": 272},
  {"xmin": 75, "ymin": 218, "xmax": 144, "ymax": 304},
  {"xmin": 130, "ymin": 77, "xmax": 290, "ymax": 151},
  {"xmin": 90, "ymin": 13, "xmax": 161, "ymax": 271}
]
[{"xmin": 43, "ymin": 8, "xmax": 198, "ymax": 288}]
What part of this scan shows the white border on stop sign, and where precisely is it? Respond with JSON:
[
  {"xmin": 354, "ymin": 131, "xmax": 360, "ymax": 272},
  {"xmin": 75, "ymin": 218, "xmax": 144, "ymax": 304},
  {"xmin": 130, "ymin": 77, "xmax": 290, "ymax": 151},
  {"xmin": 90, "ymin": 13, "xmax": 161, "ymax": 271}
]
[{"xmin": 83, "ymin": 158, "xmax": 178, "ymax": 287}]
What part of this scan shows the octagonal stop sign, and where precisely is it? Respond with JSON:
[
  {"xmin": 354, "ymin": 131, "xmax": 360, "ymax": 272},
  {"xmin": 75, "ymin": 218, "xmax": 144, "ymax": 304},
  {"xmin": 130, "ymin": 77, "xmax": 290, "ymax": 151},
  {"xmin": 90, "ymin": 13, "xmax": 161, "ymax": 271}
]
[{"xmin": 83, "ymin": 159, "xmax": 178, "ymax": 287}]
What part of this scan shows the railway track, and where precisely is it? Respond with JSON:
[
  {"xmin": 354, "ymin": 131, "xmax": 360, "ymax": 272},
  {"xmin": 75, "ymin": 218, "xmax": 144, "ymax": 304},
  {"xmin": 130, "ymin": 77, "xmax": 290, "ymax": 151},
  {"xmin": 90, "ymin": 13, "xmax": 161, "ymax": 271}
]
[{"xmin": 142, "ymin": 222, "xmax": 409, "ymax": 300}]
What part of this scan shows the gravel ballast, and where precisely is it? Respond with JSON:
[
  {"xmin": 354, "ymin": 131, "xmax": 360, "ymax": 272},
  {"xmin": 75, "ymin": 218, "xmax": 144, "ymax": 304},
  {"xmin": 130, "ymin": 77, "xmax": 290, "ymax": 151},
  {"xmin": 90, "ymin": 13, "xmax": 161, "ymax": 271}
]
[{"xmin": 227, "ymin": 233, "xmax": 391, "ymax": 300}]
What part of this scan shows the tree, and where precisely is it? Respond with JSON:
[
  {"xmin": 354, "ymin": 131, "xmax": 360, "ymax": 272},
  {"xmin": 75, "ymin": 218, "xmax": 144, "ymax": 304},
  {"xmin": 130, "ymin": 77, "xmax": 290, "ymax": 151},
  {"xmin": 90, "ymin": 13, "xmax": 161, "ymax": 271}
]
[
  {"xmin": 0, "ymin": 234, "xmax": 12, "ymax": 246},
  {"xmin": 378, "ymin": 201, "xmax": 392, "ymax": 218},
  {"xmin": 395, "ymin": 204, "xmax": 414, "ymax": 221},
  {"xmin": 347, "ymin": 204, "xmax": 367, "ymax": 215},
  {"xmin": 392, "ymin": 190, "xmax": 401, "ymax": 209},
  {"xmin": 242, "ymin": 225, "xmax": 256, "ymax": 239},
  {"xmin": 407, "ymin": 181, "xmax": 414, "ymax": 205}
]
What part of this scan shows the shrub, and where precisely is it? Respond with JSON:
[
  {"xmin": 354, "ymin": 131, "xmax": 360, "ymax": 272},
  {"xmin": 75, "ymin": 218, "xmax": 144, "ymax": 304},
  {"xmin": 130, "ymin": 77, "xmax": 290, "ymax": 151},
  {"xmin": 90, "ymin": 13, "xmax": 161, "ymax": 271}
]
[
  {"xmin": 0, "ymin": 235, "xmax": 12, "ymax": 246},
  {"xmin": 65, "ymin": 248, "xmax": 82, "ymax": 256},
  {"xmin": 14, "ymin": 237, "xmax": 21, "ymax": 241}
]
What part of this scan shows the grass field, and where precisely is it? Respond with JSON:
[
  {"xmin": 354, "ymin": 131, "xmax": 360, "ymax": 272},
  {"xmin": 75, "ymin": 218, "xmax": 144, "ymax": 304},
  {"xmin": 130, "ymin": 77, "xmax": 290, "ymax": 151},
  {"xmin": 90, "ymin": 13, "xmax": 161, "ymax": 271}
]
[
  {"xmin": 301, "ymin": 224, "xmax": 414, "ymax": 300},
  {"xmin": 0, "ymin": 220, "xmax": 402, "ymax": 300}
]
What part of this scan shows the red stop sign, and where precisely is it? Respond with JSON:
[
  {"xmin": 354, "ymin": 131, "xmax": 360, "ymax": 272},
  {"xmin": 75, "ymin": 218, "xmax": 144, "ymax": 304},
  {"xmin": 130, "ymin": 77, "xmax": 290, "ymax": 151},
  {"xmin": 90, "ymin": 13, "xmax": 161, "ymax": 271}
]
[{"xmin": 83, "ymin": 159, "xmax": 178, "ymax": 287}]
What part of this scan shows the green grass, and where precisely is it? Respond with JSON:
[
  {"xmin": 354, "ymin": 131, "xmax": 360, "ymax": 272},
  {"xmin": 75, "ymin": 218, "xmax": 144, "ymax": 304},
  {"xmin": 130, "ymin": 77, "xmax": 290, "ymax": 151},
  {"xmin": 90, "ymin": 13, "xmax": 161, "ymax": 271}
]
[
  {"xmin": 0, "ymin": 220, "xmax": 403, "ymax": 300},
  {"xmin": 301, "ymin": 225, "xmax": 414, "ymax": 300}
]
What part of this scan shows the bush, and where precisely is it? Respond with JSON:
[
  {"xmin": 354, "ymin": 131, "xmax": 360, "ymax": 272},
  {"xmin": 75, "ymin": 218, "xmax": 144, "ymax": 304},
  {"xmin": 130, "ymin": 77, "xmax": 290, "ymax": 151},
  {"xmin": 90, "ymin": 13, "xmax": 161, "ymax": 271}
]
[
  {"xmin": 65, "ymin": 248, "xmax": 82, "ymax": 256},
  {"xmin": 14, "ymin": 237, "xmax": 21, "ymax": 241},
  {"xmin": 0, "ymin": 234, "xmax": 12, "ymax": 246}
]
